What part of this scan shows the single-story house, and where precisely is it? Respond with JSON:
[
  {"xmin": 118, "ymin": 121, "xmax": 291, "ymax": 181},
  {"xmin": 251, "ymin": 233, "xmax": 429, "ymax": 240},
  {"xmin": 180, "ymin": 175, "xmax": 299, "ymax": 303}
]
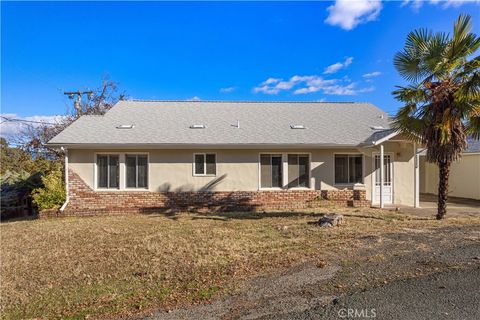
[
  {"xmin": 420, "ymin": 138, "xmax": 480, "ymax": 200},
  {"xmin": 47, "ymin": 100, "xmax": 422, "ymax": 215}
]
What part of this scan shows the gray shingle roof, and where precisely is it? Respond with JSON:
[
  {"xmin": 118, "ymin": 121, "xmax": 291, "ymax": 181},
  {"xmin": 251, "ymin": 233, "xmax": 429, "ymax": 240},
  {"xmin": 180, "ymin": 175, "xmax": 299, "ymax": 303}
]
[{"xmin": 47, "ymin": 100, "xmax": 392, "ymax": 147}]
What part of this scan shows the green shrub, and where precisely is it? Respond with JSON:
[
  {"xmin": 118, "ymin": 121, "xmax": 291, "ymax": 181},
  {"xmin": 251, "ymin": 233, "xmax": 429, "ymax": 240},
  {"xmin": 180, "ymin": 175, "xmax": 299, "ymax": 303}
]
[{"xmin": 32, "ymin": 170, "xmax": 65, "ymax": 210}]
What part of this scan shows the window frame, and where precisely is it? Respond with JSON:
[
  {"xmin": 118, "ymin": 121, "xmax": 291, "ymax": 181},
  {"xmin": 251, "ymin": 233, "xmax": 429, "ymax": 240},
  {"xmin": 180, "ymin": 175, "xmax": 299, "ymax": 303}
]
[
  {"xmin": 192, "ymin": 153, "xmax": 217, "ymax": 177},
  {"xmin": 124, "ymin": 153, "xmax": 150, "ymax": 190},
  {"xmin": 333, "ymin": 153, "xmax": 365, "ymax": 186},
  {"xmin": 94, "ymin": 152, "xmax": 150, "ymax": 191},
  {"xmin": 94, "ymin": 152, "xmax": 121, "ymax": 190},
  {"xmin": 258, "ymin": 152, "xmax": 312, "ymax": 190},
  {"xmin": 287, "ymin": 153, "xmax": 311, "ymax": 189},
  {"xmin": 258, "ymin": 153, "xmax": 284, "ymax": 190}
]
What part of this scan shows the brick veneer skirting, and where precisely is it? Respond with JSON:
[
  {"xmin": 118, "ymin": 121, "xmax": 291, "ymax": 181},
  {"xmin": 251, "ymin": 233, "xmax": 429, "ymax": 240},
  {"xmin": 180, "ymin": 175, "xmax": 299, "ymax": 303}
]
[{"xmin": 64, "ymin": 170, "xmax": 370, "ymax": 216}]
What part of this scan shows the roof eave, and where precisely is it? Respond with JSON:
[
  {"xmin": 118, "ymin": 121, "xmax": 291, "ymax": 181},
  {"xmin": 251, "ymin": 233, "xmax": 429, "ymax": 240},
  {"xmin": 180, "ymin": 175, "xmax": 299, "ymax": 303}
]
[{"xmin": 46, "ymin": 142, "xmax": 363, "ymax": 150}]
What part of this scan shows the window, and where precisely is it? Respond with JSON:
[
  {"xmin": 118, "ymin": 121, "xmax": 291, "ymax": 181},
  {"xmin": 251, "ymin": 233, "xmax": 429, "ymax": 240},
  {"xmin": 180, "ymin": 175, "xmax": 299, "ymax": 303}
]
[
  {"xmin": 97, "ymin": 155, "xmax": 119, "ymax": 189},
  {"xmin": 288, "ymin": 154, "xmax": 310, "ymax": 188},
  {"xmin": 260, "ymin": 154, "xmax": 283, "ymax": 188},
  {"xmin": 194, "ymin": 153, "xmax": 216, "ymax": 176},
  {"xmin": 334, "ymin": 154, "xmax": 363, "ymax": 184},
  {"xmin": 126, "ymin": 155, "xmax": 148, "ymax": 188}
]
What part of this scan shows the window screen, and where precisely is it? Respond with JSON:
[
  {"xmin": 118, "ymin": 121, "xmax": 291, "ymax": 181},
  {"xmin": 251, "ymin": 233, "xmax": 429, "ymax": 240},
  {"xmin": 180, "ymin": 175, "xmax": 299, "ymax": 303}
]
[
  {"xmin": 137, "ymin": 156, "xmax": 148, "ymax": 188},
  {"xmin": 260, "ymin": 154, "xmax": 283, "ymax": 188},
  {"xmin": 126, "ymin": 155, "xmax": 148, "ymax": 188},
  {"xmin": 288, "ymin": 154, "xmax": 310, "ymax": 188},
  {"xmin": 298, "ymin": 155, "xmax": 310, "ymax": 187},
  {"xmin": 194, "ymin": 154, "xmax": 205, "ymax": 175},
  {"xmin": 97, "ymin": 155, "xmax": 119, "ymax": 189},
  {"xmin": 335, "ymin": 154, "xmax": 363, "ymax": 184},
  {"xmin": 349, "ymin": 155, "xmax": 363, "ymax": 184},
  {"xmin": 206, "ymin": 154, "xmax": 216, "ymax": 175},
  {"xmin": 97, "ymin": 155, "xmax": 108, "ymax": 188},
  {"xmin": 108, "ymin": 155, "xmax": 119, "ymax": 188}
]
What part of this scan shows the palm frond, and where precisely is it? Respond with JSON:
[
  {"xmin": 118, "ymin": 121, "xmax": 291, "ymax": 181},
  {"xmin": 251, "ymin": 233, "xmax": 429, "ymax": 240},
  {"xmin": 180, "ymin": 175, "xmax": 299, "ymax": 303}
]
[
  {"xmin": 392, "ymin": 85, "xmax": 429, "ymax": 104},
  {"xmin": 391, "ymin": 103, "xmax": 426, "ymax": 143},
  {"xmin": 424, "ymin": 31, "xmax": 450, "ymax": 78},
  {"xmin": 447, "ymin": 14, "xmax": 480, "ymax": 62},
  {"xmin": 394, "ymin": 51, "xmax": 423, "ymax": 82},
  {"xmin": 394, "ymin": 29, "xmax": 433, "ymax": 82},
  {"xmin": 465, "ymin": 116, "xmax": 480, "ymax": 140}
]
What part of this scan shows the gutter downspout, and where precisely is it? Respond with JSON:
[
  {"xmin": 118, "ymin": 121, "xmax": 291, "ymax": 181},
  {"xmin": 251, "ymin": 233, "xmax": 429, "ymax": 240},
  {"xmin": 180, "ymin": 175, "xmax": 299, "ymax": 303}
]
[{"xmin": 60, "ymin": 147, "xmax": 69, "ymax": 212}]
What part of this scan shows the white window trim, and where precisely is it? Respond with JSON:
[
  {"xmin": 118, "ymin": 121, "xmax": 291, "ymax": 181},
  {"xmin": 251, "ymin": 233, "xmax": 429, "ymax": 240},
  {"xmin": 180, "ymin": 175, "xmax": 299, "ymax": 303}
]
[
  {"xmin": 193, "ymin": 153, "xmax": 217, "ymax": 177},
  {"xmin": 332, "ymin": 152, "xmax": 365, "ymax": 186},
  {"xmin": 94, "ymin": 152, "xmax": 150, "ymax": 191},
  {"xmin": 258, "ymin": 152, "xmax": 312, "ymax": 190},
  {"xmin": 94, "ymin": 152, "xmax": 122, "ymax": 191},
  {"xmin": 124, "ymin": 153, "xmax": 150, "ymax": 190}
]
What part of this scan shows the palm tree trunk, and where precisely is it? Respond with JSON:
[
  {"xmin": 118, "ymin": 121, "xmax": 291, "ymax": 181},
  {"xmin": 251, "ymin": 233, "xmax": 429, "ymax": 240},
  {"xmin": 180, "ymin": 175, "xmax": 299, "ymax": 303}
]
[{"xmin": 436, "ymin": 161, "xmax": 450, "ymax": 220}]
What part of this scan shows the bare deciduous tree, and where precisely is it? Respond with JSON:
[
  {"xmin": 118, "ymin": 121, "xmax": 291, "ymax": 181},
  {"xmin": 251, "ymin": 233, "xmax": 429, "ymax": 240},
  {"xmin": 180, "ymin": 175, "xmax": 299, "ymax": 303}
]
[{"xmin": 20, "ymin": 79, "xmax": 126, "ymax": 159}]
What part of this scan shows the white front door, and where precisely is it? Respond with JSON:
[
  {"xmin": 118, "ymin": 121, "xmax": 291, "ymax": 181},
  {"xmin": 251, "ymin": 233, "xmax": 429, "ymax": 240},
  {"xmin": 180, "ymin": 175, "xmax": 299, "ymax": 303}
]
[{"xmin": 373, "ymin": 154, "xmax": 393, "ymax": 204}]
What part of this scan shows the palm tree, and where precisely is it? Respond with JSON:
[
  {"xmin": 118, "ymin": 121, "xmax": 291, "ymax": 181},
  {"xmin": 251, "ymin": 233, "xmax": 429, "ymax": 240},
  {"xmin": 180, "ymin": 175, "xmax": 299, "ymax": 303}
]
[{"xmin": 392, "ymin": 14, "xmax": 480, "ymax": 220}]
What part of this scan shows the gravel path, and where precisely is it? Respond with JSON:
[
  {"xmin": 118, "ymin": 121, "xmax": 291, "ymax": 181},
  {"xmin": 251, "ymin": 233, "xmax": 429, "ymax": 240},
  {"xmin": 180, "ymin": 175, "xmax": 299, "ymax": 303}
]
[{"xmin": 142, "ymin": 226, "xmax": 480, "ymax": 320}]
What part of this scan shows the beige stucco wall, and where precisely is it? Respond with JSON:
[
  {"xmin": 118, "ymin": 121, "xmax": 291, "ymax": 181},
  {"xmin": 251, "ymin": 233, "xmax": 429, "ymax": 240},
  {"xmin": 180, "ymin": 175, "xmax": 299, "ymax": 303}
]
[
  {"xmin": 68, "ymin": 144, "xmax": 416, "ymax": 205},
  {"xmin": 420, "ymin": 154, "xmax": 480, "ymax": 200}
]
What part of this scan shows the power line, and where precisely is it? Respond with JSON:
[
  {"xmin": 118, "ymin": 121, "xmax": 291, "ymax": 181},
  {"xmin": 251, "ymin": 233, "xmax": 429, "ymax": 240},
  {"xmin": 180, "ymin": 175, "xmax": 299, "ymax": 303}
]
[{"xmin": 0, "ymin": 116, "xmax": 58, "ymax": 125}]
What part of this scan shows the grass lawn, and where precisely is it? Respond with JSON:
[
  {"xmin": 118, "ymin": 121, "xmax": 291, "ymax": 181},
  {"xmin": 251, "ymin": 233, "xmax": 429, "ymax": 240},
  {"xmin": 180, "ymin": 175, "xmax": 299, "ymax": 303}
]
[{"xmin": 1, "ymin": 207, "xmax": 479, "ymax": 319}]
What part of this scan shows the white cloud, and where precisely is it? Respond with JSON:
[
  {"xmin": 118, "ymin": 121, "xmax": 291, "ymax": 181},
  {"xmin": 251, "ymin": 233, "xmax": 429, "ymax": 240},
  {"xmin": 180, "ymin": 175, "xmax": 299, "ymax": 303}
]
[
  {"xmin": 253, "ymin": 74, "xmax": 373, "ymax": 96},
  {"xmin": 324, "ymin": 57, "xmax": 353, "ymax": 74},
  {"xmin": 363, "ymin": 71, "xmax": 382, "ymax": 78},
  {"xmin": 402, "ymin": 0, "xmax": 479, "ymax": 10},
  {"xmin": 264, "ymin": 78, "xmax": 281, "ymax": 84},
  {"xmin": 220, "ymin": 86, "xmax": 236, "ymax": 93},
  {"xmin": 0, "ymin": 113, "xmax": 63, "ymax": 138},
  {"xmin": 294, "ymin": 86, "xmax": 322, "ymax": 94},
  {"xmin": 401, "ymin": 0, "xmax": 424, "ymax": 10},
  {"xmin": 321, "ymin": 84, "xmax": 375, "ymax": 95},
  {"xmin": 254, "ymin": 75, "xmax": 333, "ymax": 95},
  {"xmin": 187, "ymin": 96, "xmax": 202, "ymax": 101},
  {"xmin": 253, "ymin": 85, "xmax": 280, "ymax": 95},
  {"xmin": 325, "ymin": 0, "xmax": 382, "ymax": 30},
  {"xmin": 437, "ymin": 0, "xmax": 480, "ymax": 8},
  {"xmin": 253, "ymin": 78, "xmax": 284, "ymax": 94},
  {"xmin": 324, "ymin": 63, "xmax": 343, "ymax": 74}
]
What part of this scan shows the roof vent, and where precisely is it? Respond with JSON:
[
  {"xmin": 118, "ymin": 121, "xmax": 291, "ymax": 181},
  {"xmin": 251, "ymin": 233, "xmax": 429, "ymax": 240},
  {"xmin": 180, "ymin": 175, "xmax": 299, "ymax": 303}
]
[
  {"xmin": 370, "ymin": 126, "xmax": 385, "ymax": 130},
  {"xmin": 190, "ymin": 124, "xmax": 206, "ymax": 129},
  {"xmin": 290, "ymin": 125, "xmax": 306, "ymax": 129},
  {"xmin": 116, "ymin": 124, "xmax": 134, "ymax": 129}
]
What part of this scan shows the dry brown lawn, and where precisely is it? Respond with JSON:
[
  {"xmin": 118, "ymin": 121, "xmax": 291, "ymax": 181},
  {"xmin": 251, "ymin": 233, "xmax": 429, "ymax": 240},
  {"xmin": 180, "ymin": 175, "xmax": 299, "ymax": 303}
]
[{"xmin": 1, "ymin": 207, "xmax": 479, "ymax": 319}]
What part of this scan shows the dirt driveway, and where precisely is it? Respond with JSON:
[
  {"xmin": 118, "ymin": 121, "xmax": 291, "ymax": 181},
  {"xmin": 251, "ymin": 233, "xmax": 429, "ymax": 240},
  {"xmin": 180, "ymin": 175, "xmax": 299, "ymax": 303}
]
[{"xmin": 141, "ymin": 222, "xmax": 480, "ymax": 320}]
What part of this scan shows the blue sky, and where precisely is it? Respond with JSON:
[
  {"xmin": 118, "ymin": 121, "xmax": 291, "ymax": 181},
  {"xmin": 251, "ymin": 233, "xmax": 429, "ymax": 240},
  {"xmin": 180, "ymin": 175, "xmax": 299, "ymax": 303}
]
[{"xmin": 1, "ymin": 1, "xmax": 479, "ymax": 129}]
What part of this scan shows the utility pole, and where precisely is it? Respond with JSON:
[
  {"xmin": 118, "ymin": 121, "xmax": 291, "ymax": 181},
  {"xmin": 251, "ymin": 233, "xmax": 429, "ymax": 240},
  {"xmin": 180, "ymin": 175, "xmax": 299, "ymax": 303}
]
[{"xmin": 64, "ymin": 91, "xmax": 94, "ymax": 115}]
